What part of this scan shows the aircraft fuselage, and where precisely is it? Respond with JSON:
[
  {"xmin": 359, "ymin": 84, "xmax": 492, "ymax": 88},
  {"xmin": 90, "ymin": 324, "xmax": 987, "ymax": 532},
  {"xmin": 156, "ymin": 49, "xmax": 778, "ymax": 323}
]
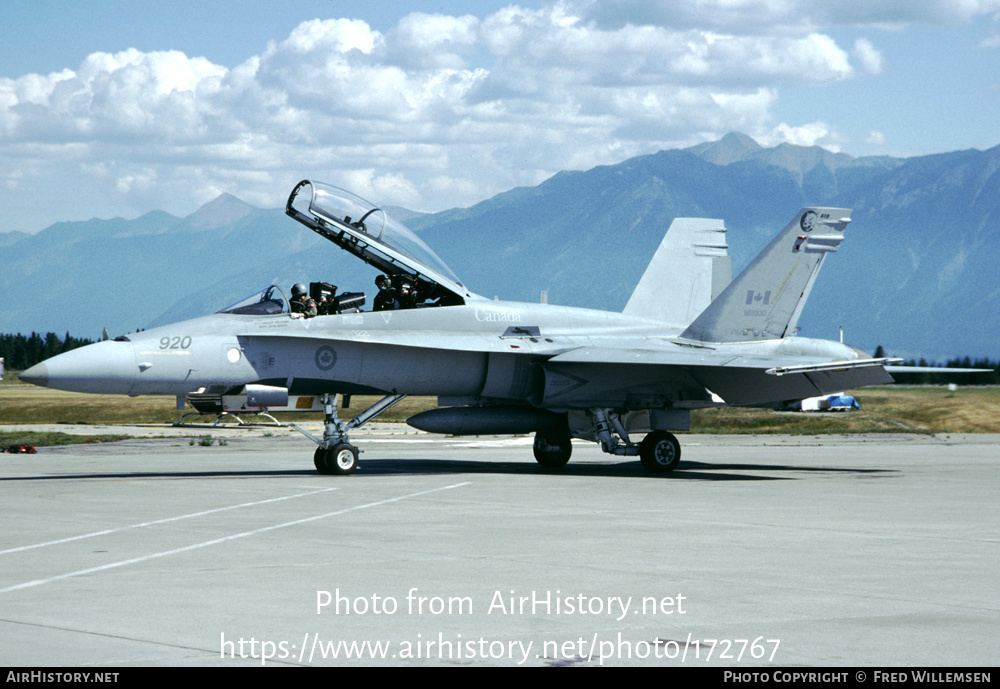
[{"xmin": 22, "ymin": 297, "xmax": 873, "ymax": 412}]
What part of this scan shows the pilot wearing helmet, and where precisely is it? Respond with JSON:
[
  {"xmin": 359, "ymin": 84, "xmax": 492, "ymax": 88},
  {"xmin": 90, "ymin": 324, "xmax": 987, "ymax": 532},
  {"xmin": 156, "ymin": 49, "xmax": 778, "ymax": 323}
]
[
  {"xmin": 290, "ymin": 283, "xmax": 318, "ymax": 318},
  {"xmin": 373, "ymin": 274, "xmax": 400, "ymax": 311}
]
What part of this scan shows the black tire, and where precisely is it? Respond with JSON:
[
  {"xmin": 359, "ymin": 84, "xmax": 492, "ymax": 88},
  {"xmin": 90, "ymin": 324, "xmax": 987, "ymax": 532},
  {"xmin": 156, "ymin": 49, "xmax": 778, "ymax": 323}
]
[
  {"xmin": 639, "ymin": 431, "xmax": 681, "ymax": 473},
  {"xmin": 314, "ymin": 447, "xmax": 332, "ymax": 474},
  {"xmin": 533, "ymin": 430, "xmax": 572, "ymax": 469},
  {"xmin": 314, "ymin": 443, "xmax": 359, "ymax": 475}
]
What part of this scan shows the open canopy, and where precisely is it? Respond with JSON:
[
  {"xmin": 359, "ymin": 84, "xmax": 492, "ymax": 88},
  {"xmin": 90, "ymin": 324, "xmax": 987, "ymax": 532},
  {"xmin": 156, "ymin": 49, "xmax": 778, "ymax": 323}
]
[{"xmin": 286, "ymin": 181, "xmax": 472, "ymax": 304}]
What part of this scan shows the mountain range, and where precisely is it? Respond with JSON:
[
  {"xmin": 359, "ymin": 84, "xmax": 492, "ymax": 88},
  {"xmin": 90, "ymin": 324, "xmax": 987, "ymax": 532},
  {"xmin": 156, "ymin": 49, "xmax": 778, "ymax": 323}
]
[{"xmin": 2, "ymin": 133, "xmax": 997, "ymax": 361}]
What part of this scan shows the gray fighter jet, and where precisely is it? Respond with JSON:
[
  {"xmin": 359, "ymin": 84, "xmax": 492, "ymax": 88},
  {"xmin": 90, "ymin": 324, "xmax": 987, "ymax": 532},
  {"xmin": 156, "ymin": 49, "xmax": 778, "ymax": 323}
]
[{"xmin": 22, "ymin": 180, "xmax": 903, "ymax": 474}]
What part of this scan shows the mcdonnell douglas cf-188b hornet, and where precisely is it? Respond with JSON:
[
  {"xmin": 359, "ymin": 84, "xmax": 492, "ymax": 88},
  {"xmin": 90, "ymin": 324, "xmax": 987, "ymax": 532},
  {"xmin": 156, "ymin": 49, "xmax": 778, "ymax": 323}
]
[{"xmin": 23, "ymin": 180, "xmax": 908, "ymax": 474}]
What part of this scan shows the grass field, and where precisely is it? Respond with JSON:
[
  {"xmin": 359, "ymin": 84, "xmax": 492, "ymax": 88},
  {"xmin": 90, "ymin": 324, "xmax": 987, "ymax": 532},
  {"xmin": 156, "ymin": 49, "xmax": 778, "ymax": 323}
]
[
  {"xmin": 3, "ymin": 371, "xmax": 999, "ymax": 446},
  {"xmin": 691, "ymin": 386, "xmax": 1000, "ymax": 434}
]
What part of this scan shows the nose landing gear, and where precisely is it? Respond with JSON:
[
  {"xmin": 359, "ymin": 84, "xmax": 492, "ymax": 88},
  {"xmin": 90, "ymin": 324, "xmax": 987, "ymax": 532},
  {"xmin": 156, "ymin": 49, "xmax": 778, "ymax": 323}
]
[{"xmin": 294, "ymin": 393, "xmax": 407, "ymax": 475}]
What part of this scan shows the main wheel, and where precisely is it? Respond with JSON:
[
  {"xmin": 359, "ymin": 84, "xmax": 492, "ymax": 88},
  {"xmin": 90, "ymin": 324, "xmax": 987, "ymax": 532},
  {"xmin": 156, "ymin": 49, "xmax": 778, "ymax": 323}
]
[
  {"xmin": 314, "ymin": 443, "xmax": 359, "ymax": 475},
  {"xmin": 533, "ymin": 430, "xmax": 572, "ymax": 469},
  {"xmin": 639, "ymin": 431, "xmax": 681, "ymax": 473}
]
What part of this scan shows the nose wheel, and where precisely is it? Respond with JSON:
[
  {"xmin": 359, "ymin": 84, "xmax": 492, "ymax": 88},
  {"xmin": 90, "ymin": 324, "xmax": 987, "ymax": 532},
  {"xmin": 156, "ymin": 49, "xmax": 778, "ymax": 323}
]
[{"xmin": 314, "ymin": 443, "xmax": 359, "ymax": 475}]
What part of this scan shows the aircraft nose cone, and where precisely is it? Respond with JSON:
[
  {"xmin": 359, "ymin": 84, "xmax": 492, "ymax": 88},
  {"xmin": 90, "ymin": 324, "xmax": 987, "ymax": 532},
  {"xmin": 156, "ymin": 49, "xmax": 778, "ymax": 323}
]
[
  {"xmin": 24, "ymin": 340, "xmax": 137, "ymax": 394},
  {"xmin": 20, "ymin": 362, "xmax": 49, "ymax": 387}
]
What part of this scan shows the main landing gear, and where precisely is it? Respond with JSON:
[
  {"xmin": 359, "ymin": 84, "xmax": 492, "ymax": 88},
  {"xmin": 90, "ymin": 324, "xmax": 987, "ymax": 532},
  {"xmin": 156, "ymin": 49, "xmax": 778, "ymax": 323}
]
[
  {"xmin": 532, "ymin": 409, "xmax": 682, "ymax": 474},
  {"xmin": 293, "ymin": 393, "xmax": 407, "ymax": 475}
]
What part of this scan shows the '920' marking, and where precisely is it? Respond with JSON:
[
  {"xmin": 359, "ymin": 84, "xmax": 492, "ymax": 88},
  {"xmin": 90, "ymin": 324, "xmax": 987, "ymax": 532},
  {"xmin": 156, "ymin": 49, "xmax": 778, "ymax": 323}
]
[{"xmin": 160, "ymin": 336, "xmax": 192, "ymax": 350}]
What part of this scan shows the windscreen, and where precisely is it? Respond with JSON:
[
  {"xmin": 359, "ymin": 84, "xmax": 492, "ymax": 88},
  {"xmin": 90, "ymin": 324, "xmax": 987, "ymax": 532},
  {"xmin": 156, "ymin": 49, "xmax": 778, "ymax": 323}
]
[{"xmin": 218, "ymin": 285, "xmax": 289, "ymax": 315}]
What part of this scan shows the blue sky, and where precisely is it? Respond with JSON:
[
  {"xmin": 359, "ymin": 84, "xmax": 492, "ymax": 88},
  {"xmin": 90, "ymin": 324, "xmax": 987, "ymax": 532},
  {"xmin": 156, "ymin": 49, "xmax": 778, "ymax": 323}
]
[{"xmin": 2, "ymin": 0, "xmax": 998, "ymax": 234}]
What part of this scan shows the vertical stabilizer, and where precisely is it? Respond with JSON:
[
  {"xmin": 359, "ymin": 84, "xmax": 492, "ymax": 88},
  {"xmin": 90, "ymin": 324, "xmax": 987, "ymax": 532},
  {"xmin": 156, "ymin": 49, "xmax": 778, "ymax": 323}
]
[
  {"xmin": 624, "ymin": 218, "xmax": 730, "ymax": 326},
  {"xmin": 680, "ymin": 208, "xmax": 851, "ymax": 343}
]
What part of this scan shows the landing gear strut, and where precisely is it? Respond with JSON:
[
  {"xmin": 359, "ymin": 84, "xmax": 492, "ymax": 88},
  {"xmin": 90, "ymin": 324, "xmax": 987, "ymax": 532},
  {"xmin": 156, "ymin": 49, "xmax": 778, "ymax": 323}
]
[{"xmin": 293, "ymin": 393, "xmax": 407, "ymax": 475}]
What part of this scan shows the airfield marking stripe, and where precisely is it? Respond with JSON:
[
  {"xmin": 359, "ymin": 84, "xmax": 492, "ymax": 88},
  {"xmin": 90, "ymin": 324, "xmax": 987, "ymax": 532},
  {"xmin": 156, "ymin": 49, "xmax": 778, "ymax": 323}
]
[
  {"xmin": 0, "ymin": 487, "xmax": 341, "ymax": 556},
  {"xmin": 0, "ymin": 482, "xmax": 471, "ymax": 594}
]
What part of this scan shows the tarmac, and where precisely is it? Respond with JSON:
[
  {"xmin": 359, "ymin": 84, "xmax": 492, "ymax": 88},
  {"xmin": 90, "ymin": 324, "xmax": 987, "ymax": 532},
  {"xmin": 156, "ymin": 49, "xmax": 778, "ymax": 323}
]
[{"xmin": 1, "ymin": 425, "xmax": 997, "ymax": 667}]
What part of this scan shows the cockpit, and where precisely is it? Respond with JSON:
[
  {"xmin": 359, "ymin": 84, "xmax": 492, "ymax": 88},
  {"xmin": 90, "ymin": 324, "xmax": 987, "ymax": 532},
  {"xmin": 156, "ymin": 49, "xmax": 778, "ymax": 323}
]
[
  {"xmin": 217, "ymin": 283, "xmax": 367, "ymax": 317},
  {"xmin": 218, "ymin": 181, "xmax": 475, "ymax": 318}
]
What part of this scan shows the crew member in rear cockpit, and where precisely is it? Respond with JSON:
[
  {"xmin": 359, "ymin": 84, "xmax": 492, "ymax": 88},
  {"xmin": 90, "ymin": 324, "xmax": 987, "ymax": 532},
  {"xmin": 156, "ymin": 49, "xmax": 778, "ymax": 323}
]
[
  {"xmin": 290, "ymin": 283, "xmax": 318, "ymax": 318},
  {"xmin": 373, "ymin": 275, "xmax": 399, "ymax": 311}
]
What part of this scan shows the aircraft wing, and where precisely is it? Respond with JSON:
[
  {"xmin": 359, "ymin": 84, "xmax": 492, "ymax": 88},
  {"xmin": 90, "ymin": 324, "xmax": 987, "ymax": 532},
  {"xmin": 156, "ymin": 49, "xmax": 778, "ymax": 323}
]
[
  {"xmin": 537, "ymin": 345, "xmax": 896, "ymax": 409},
  {"xmin": 765, "ymin": 358, "xmax": 904, "ymax": 375},
  {"xmin": 883, "ymin": 365, "xmax": 992, "ymax": 373}
]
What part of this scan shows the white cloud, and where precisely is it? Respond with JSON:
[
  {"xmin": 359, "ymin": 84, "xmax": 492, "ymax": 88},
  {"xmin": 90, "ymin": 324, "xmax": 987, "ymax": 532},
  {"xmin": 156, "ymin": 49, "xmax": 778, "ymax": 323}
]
[
  {"xmin": 977, "ymin": 10, "xmax": 1000, "ymax": 46},
  {"xmin": 865, "ymin": 130, "xmax": 887, "ymax": 146},
  {"xmin": 766, "ymin": 122, "xmax": 835, "ymax": 149},
  {"xmin": 116, "ymin": 169, "xmax": 157, "ymax": 194},
  {"xmin": 383, "ymin": 12, "xmax": 480, "ymax": 69},
  {"xmin": 854, "ymin": 38, "xmax": 884, "ymax": 74},
  {"xmin": 281, "ymin": 18, "xmax": 378, "ymax": 55},
  {"xmin": 4, "ymin": 2, "xmax": 988, "ymax": 234}
]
